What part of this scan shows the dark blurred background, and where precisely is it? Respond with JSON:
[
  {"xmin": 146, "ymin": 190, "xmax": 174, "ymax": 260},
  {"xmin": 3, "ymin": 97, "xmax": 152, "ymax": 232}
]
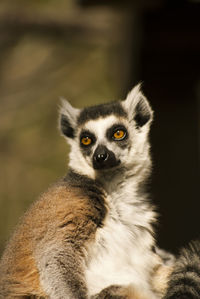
[{"xmin": 0, "ymin": 0, "xmax": 199, "ymax": 255}]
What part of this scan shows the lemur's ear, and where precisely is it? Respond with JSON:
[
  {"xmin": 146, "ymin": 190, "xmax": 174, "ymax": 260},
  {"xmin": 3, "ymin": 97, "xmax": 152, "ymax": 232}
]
[
  {"xmin": 123, "ymin": 84, "xmax": 153, "ymax": 127},
  {"xmin": 59, "ymin": 98, "xmax": 80, "ymax": 138}
]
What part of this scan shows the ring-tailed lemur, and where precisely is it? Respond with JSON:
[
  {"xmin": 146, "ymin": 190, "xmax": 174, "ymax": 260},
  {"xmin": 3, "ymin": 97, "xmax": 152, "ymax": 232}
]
[{"xmin": 0, "ymin": 85, "xmax": 173, "ymax": 299}]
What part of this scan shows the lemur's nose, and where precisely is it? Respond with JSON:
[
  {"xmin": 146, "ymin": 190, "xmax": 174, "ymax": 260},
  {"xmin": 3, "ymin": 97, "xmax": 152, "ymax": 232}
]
[
  {"xmin": 93, "ymin": 145, "xmax": 120, "ymax": 170},
  {"xmin": 94, "ymin": 145, "xmax": 108, "ymax": 165},
  {"xmin": 96, "ymin": 151, "xmax": 108, "ymax": 163}
]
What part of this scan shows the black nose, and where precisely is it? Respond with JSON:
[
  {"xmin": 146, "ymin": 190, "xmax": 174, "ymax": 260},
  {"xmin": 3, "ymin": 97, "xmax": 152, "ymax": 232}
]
[
  {"xmin": 96, "ymin": 151, "xmax": 108, "ymax": 163},
  {"xmin": 93, "ymin": 145, "xmax": 120, "ymax": 170}
]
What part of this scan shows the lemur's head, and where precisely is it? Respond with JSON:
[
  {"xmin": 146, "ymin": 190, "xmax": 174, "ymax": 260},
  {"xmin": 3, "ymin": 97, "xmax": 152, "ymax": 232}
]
[{"xmin": 60, "ymin": 84, "xmax": 153, "ymax": 179}]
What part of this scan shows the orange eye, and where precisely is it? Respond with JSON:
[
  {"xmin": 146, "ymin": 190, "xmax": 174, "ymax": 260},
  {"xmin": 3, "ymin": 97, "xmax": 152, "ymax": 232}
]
[
  {"xmin": 81, "ymin": 136, "xmax": 92, "ymax": 146},
  {"xmin": 113, "ymin": 130, "xmax": 126, "ymax": 140}
]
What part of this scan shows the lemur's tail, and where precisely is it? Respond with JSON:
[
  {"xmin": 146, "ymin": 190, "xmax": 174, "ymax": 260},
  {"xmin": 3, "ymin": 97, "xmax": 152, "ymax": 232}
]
[{"xmin": 164, "ymin": 240, "xmax": 200, "ymax": 299}]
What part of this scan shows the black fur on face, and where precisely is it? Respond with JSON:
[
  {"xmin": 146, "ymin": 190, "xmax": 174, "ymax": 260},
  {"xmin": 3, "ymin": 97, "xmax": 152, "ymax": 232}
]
[
  {"xmin": 80, "ymin": 130, "xmax": 96, "ymax": 156},
  {"xmin": 77, "ymin": 102, "xmax": 127, "ymax": 126},
  {"xmin": 106, "ymin": 123, "xmax": 129, "ymax": 149}
]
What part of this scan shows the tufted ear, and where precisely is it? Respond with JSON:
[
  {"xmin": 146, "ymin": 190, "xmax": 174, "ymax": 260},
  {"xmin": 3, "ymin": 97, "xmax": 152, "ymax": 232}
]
[
  {"xmin": 123, "ymin": 84, "xmax": 153, "ymax": 127},
  {"xmin": 59, "ymin": 98, "xmax": 80, "ymax": 138}
]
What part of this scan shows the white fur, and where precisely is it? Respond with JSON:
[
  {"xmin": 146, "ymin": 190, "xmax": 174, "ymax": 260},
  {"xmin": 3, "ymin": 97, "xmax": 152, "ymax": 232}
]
[
  {"xmin": 123, "ymin": 84, "xmax": 153, "ymax": 123},
  {"xmin": 60, "ymin": 98, "xmax": 80, "ymax": 126},
  {"xmin": 85, "ymin": 174, "xmax": 158, "ymax": 297}
]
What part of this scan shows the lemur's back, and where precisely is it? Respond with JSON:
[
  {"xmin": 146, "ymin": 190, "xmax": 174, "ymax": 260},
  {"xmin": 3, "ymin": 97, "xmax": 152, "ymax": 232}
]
[{"xmin": 0, "ymin": 175, "xmax": 106, "ymax": 298}]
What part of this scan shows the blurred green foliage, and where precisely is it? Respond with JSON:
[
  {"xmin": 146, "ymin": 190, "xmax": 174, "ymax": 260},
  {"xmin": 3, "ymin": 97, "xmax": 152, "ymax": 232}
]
[{"xmin": 0, "ymin": 0, "xmax": 131, "ymax": 253}]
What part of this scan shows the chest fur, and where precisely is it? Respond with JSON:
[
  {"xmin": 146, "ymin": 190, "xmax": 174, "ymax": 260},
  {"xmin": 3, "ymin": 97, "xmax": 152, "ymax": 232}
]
[{"xmin": 85, "ymin": 198, "xmax": 157, "ymax": 296}]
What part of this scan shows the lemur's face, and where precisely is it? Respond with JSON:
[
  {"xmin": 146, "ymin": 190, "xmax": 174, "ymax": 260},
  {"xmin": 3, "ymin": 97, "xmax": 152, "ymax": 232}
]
[
  {"xmin": 60, "ymin": 84, "xmax": 153, "ymax": 177},
  {"xmin": 78, "ymin": 115, "xmax": 130, "ymax": 170}
]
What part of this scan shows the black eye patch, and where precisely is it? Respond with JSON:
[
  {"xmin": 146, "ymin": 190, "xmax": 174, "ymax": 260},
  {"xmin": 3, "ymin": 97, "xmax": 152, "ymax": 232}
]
[
  {"xmin": 106, "ymin": 124, "xmax": 128, "ymax": 142},
  {"xmin": 80, "ymin": 130, "xmax": 96, "ymax": 148}
]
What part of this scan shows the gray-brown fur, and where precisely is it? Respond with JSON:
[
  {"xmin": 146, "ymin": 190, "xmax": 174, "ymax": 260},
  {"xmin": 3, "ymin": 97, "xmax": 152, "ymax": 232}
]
[{"xmin": 0, "ymin": 174, "xmax": 107, "ymax": 298}]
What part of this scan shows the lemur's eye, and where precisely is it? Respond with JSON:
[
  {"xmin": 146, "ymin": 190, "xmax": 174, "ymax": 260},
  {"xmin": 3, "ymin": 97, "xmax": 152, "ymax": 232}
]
[
  {"xmin": 113, "ymin": 129, "xmax": 126, "ymax": 140},
  {"xmin": 81, "ymin": 136, "xmax": 92, "ymax": 146}
]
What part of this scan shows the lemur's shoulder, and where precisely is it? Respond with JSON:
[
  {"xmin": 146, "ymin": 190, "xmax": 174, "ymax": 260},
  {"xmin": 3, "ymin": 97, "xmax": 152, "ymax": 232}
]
[
  {"xmin": 6, "ymin": 172, "xmax": 107, "ymax": 252},
  {"xmin": 28, "ymin": 171, "xmax": 107, "ymax": 236},
  {"xmin": 0, "ymin": 172, "xmax": 107, "ymax": 298}
]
